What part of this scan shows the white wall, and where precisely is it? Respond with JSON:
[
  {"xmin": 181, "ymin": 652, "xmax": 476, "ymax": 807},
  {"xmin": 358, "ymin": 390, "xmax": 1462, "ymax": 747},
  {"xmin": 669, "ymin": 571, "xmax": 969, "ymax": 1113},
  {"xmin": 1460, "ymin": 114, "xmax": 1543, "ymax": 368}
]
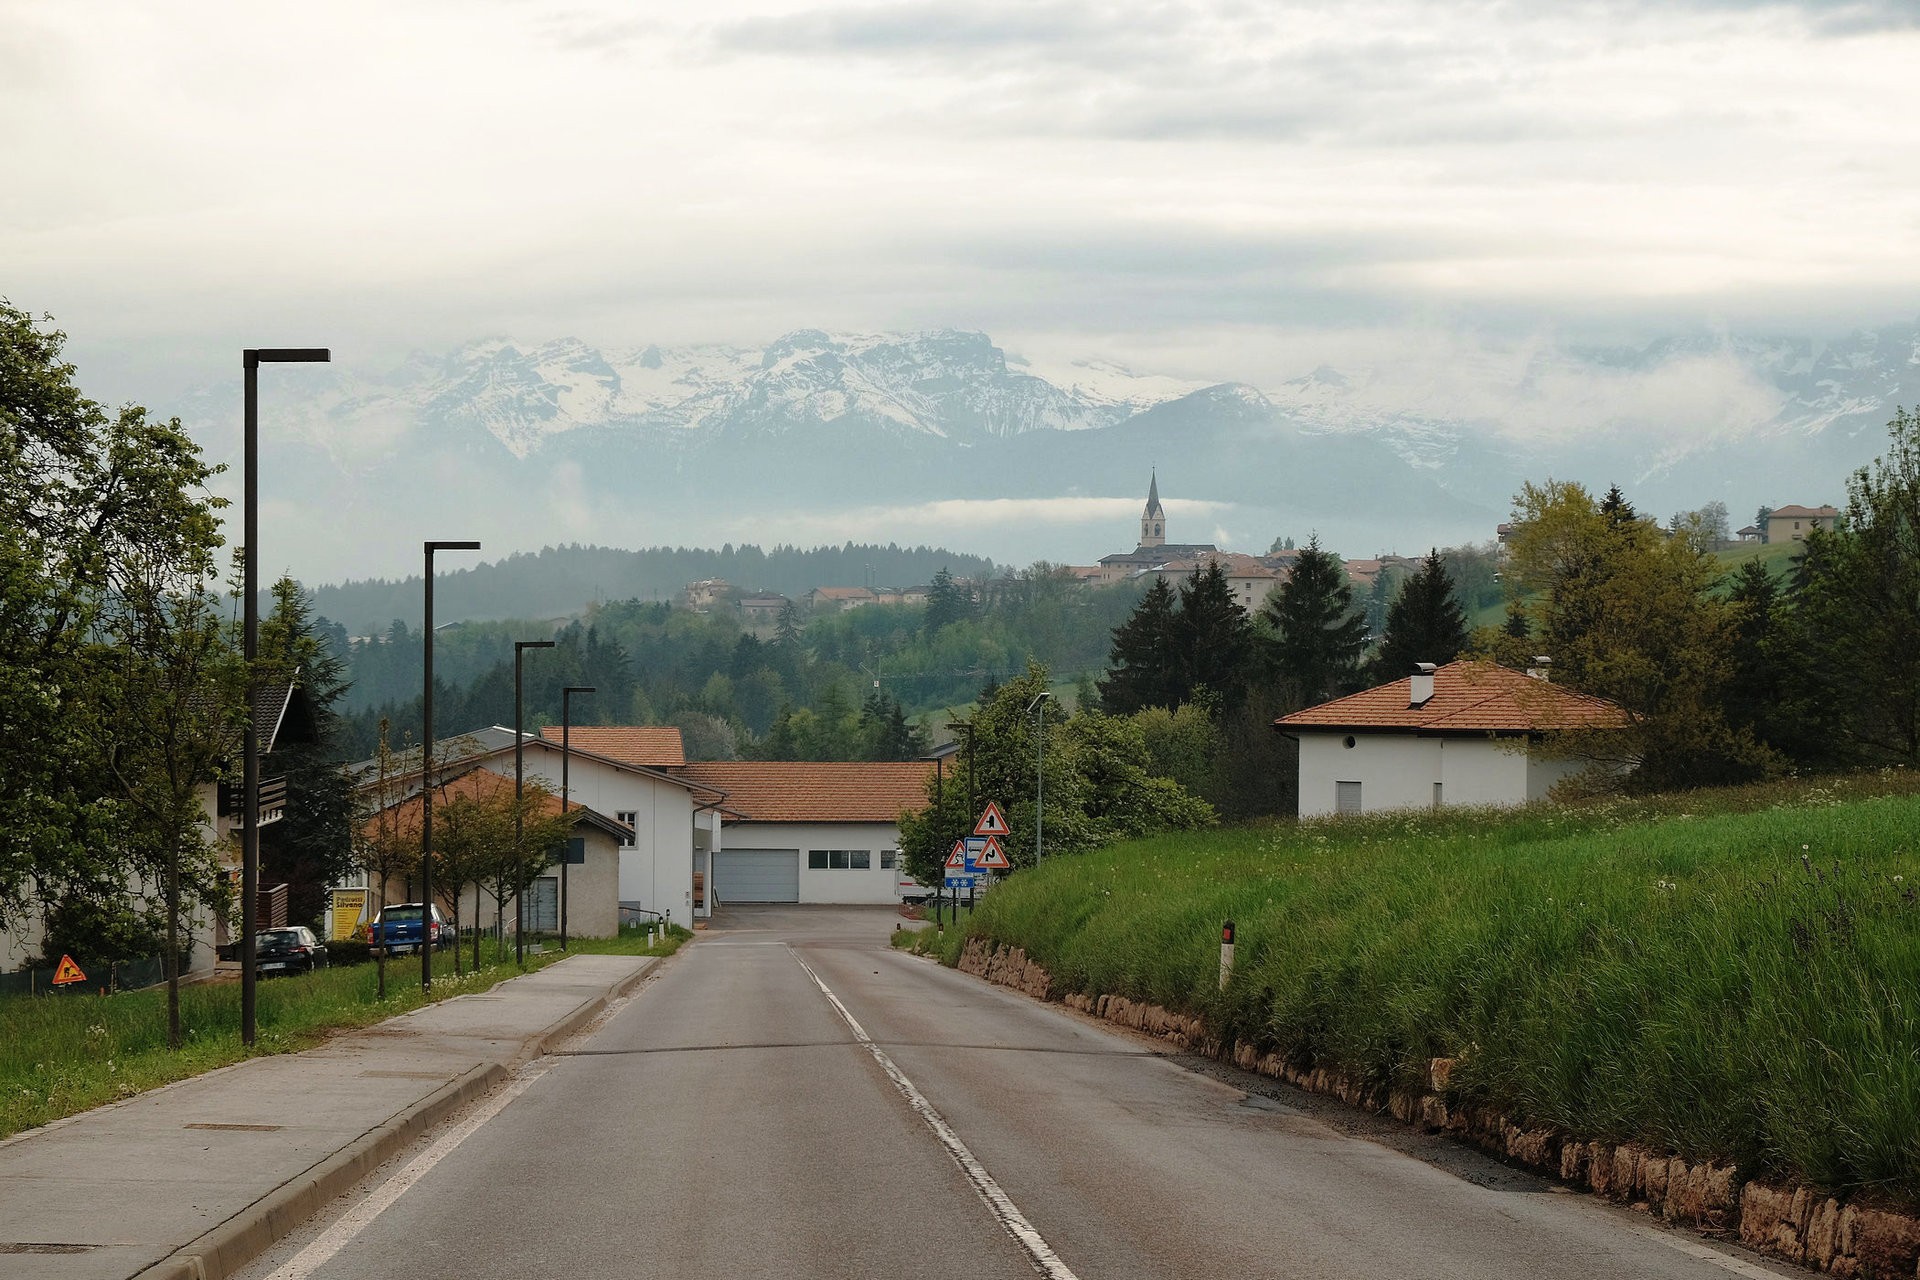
[
  {"xmin": 480, "ymin": 750, "xmax": 698, "ymax": 927},
  {"xmin": 1296, "ymin": 733, "xmax": 1535, "ymax": 818},
  {"xmin": 723, "ymin": 821, "xmax": 906, "ymax": 904}
]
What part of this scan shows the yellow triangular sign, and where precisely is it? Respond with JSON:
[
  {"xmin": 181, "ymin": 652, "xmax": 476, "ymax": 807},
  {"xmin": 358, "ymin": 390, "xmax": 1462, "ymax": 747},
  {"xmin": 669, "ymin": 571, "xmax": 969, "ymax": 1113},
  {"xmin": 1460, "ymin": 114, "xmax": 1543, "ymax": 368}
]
[
  {"xmin": 973, "ymin": 801, "xmax": 1010, "ymax": 837},
  {"xmin": 945, "ymin": 839, "xmax": 970, "ymax": 870},
  {"xmin": 974, "ymin": 834, "xmax": 1012, "ymax": 871},
  {"xmin": 52, "ymin": 954, "xmax": 87, "ymax": 985}
]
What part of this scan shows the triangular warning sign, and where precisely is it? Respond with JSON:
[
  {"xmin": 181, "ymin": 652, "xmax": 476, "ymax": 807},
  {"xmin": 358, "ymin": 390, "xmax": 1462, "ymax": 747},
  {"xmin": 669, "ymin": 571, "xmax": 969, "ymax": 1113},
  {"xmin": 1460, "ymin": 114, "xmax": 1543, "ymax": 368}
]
[
  {"xmin": 945, "ymin": 839, "xmax": 970, "ymax": 870},
  {"xmin": 52, "ymin": 954, "xmax": 87, "ymax": 986},
  {"xmin": 973, "ymin": 800, "xmax": 1011, "ymax": 837},
  {"xmin": 974, "ymin": 834, "xmax": 1011, "ymax": 871}
]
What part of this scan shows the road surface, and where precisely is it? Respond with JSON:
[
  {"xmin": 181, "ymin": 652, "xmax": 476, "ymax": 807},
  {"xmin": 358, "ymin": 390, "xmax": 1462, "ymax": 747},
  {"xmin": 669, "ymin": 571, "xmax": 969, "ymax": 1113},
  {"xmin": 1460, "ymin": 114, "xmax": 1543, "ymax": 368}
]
[{"xmin": 238, "ymin": 906, "xmax": 1796, "ymax": 1280}]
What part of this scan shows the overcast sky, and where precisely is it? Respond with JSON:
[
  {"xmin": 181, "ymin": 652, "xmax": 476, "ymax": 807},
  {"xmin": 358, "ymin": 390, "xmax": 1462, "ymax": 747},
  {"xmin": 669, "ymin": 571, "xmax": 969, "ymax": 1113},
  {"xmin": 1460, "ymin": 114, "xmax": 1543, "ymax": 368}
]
[{"xmin": 3, "ymin": 0, "xmax": 1916, "ymax": 408}]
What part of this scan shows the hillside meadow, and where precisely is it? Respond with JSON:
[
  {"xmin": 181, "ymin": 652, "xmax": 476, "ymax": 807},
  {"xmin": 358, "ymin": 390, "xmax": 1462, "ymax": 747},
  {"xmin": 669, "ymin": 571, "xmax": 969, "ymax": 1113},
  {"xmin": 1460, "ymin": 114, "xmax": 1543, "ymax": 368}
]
[{"xmin": 905, "ymin": 772, "xmax": 1920, "ymax": 1205}]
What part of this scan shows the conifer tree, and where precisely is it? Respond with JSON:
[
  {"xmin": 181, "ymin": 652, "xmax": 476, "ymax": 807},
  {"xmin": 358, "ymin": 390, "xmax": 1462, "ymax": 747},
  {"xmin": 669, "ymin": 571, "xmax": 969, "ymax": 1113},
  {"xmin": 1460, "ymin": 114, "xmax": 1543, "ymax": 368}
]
[
  {"xmin": 1176, "ymin": 562, "xmax": 1255, "ymax": 707},
  {"xmin": 1098, "ymin": 576, "xmax": 1181, "ymax": 714},
  {"xmin": 1372, "ymin": 549, "xmax": 1469, "ymax": 682},
  {"xmin": 1262, "ymin": 537, "xmax": 1367, "ymax": 707}
]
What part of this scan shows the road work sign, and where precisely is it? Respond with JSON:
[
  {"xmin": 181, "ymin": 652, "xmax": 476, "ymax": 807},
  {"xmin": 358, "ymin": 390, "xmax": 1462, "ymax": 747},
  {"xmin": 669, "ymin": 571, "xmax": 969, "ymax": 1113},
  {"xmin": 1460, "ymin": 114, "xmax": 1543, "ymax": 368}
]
[{"xmin": 52, "ymin": 955, "xmax": 87, "ymax": 986}]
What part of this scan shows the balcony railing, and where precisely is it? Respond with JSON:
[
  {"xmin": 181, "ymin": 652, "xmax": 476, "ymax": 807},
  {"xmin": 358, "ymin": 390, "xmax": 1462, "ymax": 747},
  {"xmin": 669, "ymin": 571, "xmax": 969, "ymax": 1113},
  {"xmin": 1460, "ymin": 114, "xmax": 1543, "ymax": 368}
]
[{"xmin": 216, "ymin": 775, "xmax": 288, "ymax": 827}]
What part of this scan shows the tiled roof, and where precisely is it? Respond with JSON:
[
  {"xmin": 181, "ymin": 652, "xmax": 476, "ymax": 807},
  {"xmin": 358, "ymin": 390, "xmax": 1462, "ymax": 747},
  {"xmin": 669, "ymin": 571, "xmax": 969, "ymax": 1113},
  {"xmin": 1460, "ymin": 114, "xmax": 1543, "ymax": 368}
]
[
  {"xmin": 537, "ymin": 726, "xmax": 685, "ymax": 768},
  {"xmin": 810, "ymin": 586, "xmax": 875, "ymax": 600},
  {"xmin": 1275, "ymin": 661, "xmax": 1626, "ymax": 734},
  {"xmin": 677, "ymin": 761, "xmax": 933, "ymax": 824},
  {"xmin": 1771, "ymin": 504, "xmax": 1839, "ymax": 519},
  {"xmin": 362, "ymin": 766, "xmax": 630, "ymax": 842}
]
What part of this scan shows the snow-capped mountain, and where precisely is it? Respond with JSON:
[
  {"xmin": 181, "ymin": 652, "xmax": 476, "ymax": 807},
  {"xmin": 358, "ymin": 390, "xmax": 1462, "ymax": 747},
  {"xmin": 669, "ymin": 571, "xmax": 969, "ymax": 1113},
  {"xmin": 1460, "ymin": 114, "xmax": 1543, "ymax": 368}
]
[{"xmin": 167, "ymin": 319, "xmax": 1918, "ymax": 588}]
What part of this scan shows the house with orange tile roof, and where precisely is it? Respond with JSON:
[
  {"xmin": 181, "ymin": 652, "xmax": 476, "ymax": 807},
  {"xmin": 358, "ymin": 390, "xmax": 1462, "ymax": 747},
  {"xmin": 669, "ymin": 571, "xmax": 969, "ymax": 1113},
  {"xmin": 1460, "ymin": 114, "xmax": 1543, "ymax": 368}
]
[
  {"xmin": 359, "ymin": 766, "xmax": 633, "ymax": 940},
  {"xmin": 676, "ymin": 761, "xmax": 933, "ymax": 905},
  {"xmin": 1764, "ymin": 504, "xmax": 1839, "ymax": 544},
  {"xmin": 1274, "ymin": 660, "xmax": 1627, "ymax": 818}
]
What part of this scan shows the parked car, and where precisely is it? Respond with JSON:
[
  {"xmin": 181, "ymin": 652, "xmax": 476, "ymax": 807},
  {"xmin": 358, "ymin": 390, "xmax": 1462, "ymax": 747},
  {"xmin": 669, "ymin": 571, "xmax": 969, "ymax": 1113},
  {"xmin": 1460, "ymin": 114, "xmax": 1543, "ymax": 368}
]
[
  {"xmin": 369, "ymin": 902, "xmax": 450, "ymax": 956},
  {"xmin": 255, "ymin": 926, "xmax": 329, "ymax": 976}
]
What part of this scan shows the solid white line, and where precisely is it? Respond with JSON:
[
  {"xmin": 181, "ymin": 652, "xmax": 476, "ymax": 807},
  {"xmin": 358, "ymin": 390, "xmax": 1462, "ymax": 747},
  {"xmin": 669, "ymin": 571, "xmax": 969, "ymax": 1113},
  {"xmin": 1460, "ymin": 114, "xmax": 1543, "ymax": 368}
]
[
  {"xmin": 263, "ymin": 1063, "xmax": 551, "ymax": 1280},
  {"xmin": 789, "ymin": 947, "xmax": 1083, "ymax": 1280},
  {"xmin": 1640, "ymin": 1222, "xmax": 1791, "ymax": 1279}
]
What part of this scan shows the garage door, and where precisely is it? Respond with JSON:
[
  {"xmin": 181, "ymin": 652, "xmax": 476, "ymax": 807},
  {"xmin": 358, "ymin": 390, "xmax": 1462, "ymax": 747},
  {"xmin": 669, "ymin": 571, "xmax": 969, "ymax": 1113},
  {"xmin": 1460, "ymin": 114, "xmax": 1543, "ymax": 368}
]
[{"xmin": 714, "ymin": 849, "xmax": 799, "ymax": 903}]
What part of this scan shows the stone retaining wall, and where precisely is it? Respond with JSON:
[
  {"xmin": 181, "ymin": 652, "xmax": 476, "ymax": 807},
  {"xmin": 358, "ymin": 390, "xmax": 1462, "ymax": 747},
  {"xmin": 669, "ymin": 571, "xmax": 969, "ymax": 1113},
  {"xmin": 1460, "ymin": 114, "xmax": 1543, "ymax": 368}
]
[{"xmin": 955, "ymin": 937, "xmax": 1920, "ymax": 1278}]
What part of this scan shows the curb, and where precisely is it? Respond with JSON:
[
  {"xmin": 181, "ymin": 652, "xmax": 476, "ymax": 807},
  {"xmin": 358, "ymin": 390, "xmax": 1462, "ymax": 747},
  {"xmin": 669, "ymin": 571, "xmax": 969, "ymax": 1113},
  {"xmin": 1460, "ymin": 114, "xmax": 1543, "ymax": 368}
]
[
  {"xmin": 129, "ymin": 1061, "xmax": 505, "ymax": 1280},
  {"xmin": 126, "ymin": 955, "xmax": 657, "ymax": 1280}
]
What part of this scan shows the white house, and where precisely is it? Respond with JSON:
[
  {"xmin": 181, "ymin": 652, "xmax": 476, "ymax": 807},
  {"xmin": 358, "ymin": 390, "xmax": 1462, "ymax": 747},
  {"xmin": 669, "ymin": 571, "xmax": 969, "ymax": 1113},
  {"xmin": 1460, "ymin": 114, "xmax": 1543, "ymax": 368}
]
[
  {"xmin": 1275, "ymin": 660, "xmax": 1625, "ymax": 818},
  {"xmin": 677, "ymin": 761, "xmax": 932, "ymax": 905}
]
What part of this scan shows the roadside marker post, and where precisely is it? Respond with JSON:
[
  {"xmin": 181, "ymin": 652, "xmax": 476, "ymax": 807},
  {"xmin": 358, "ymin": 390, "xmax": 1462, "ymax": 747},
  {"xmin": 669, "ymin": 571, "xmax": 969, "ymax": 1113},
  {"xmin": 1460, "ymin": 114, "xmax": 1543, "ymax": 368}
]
[{"xmin": 1219, "ymin": 920, "xmax": 1235, "ymax": 990}]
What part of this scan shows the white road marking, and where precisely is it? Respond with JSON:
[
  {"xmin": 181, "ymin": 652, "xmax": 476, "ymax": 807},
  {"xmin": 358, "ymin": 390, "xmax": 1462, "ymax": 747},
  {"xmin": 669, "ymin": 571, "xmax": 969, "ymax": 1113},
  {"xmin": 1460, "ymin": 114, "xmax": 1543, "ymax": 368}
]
[
  {"xmin": 790, "ymin": 947, "xmax": 1083, "ymax": 1280},
  {"xmin": 1639, "ymin": 1223, "xmax": 1793, "ymax": 1278},
  {"xmin": 262, "ymin": 1062, "xmax": 552, "ymax": 1280}
]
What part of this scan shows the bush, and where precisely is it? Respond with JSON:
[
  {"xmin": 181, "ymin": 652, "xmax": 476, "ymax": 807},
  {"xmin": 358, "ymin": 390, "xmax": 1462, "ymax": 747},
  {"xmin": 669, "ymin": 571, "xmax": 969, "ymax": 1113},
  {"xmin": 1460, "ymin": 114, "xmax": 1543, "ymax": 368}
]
[{"xmin": 325, "ymin": 939, "xmax": 371, "ymax": 966}]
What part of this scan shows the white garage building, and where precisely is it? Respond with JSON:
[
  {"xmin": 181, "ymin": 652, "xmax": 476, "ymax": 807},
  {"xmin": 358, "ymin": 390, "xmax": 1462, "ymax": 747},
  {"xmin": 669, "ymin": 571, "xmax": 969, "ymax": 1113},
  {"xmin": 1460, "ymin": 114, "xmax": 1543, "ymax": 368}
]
[
  {"xmin": 1275, "ymin": 660, "xmax": 1625, "ymax": 818},
  {"xmin": 678, "ymin": 762, "xmax": 932, "ymax": 906}
]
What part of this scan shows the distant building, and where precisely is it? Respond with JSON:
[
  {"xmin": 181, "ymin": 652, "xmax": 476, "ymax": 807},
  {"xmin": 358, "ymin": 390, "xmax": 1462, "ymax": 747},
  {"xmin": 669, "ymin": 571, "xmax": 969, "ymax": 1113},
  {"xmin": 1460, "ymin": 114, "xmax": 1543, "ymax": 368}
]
[
  {"xmin": 1146, "ymin": 551, "xmax": 1284, "ymax": 613},
  {"xmin": 806, "ymin": 586, "xmax": 876, "ymax": 613},
  {"xmin": 1765, "ymin": 504, "xmax": 1839, "ymax": 544},
  {"xmin": 1736, "ymin": 525, "xmax": 1763, "ymax": 543},
  {"xmin": 1096, "ymin": 473, "xmax": 1221, "ymax": 585},
  {"xmin": 738, "ymin": 592, "xmax": 790, "ymax": 625},
  {"xmin": 681, "ymin": 578, "xmax": 732, "ymax": 612}
]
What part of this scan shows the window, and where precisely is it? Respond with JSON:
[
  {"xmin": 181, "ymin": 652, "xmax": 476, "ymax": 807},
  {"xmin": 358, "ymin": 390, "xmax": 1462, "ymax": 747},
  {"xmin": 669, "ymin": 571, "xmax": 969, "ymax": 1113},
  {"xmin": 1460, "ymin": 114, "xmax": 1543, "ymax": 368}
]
[
  {"xmin": 1335, "ymin": 781, "xmax": 1362, "ymax": 815},
  {"xmin": 615, "ymin": 811, "xmax": 638, "ymax": 848},
  {"xmin": 881, "ymin": 850, "xmax": 897, "ymax": 870},
  {"xmin": 563, "ymin": 837, "xmax": 586, "ymax": 865},
  {"xmin": 810, "ymin": 851, "xmax": 869, "ymax": 870},
  {"xmin": 808, "ymin": 850, "xmax": 829, "ymax": 869},
  {"xmin": 851, "ymin": 851, "xmax": 871, "ymax": 870}
]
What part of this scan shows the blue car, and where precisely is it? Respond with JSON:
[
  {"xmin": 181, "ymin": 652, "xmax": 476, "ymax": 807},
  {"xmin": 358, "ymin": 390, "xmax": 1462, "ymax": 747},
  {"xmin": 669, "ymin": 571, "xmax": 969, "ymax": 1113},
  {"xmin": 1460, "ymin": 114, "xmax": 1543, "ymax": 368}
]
[{"xmin": 369, "ymin": 902, "xmax": 450, "ymax": 956}]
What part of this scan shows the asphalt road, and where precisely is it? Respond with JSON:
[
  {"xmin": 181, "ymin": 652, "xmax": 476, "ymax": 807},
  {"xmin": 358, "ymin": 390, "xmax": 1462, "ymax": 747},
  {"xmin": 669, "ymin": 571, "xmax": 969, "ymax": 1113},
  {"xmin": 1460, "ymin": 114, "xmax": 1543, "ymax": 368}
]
[{"xmin": 238, "ymin": 906, "xmax": 1799, "ymax": 1280}]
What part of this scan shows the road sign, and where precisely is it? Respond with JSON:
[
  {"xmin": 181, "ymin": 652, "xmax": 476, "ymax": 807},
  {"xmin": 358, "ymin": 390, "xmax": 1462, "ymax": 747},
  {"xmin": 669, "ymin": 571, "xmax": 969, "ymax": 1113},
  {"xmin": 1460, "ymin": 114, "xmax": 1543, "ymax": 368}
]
[
  {"xmin": 52, "ymin": 955, "xmax": 86, "ymax": 986},
  {"xmin": 945, "ymin": 839, "xmax": 970, "ymax": 870},
  {"xmin": 973, "ymin": 800, "xmax": 1010, "ymax": 837},
  {"xmin": 943, "ymin": 875, "xmax": 979, "ymax": 889},
  {"xmin": 973, "ymin": 834, "xmax": 1011, "ymax": 871}
]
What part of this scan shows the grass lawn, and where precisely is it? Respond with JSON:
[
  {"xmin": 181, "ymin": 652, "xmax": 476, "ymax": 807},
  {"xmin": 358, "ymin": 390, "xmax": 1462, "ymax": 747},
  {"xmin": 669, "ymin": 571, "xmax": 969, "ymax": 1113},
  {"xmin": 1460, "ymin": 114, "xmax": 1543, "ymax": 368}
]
[
  {"xmin": 902, "ymin": 771, "xmax": 1920, "ymax": 1205},
  {"xmin": 0, "ymin": 924, "xmax": 687, "ymax": 1140}
]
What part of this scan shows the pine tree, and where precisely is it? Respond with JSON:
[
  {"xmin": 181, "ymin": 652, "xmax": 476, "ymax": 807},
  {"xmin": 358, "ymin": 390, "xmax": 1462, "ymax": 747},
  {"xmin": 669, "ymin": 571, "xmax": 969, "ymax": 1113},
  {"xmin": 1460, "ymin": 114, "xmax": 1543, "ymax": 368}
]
[
  {"xmin": 1176, "ymin": 562, "xmax": 1255, "ymax": 707},
  {"xmin": 256, "ymin": 577, "xmax": 357, "ymax": 930},
  {"xmin": 1262, "ymin": 537, "xmax": 1367, "ymax": 707},
  {"xmin": 1372, "ymin": 549, "xmax": 1469, "ymax": 682},
  {"xmin": 1098, "ymin": 576, "xmax": 1182, "ymax": 714},
  {"xmin": 923, "ymin": 567, "xmax": 974, "ymax": 636}
]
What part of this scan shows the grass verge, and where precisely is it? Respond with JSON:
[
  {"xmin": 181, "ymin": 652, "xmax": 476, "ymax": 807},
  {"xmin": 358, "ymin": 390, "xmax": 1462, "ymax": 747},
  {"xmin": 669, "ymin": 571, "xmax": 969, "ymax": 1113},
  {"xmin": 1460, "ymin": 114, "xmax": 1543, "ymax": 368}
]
[
  {"xmin": 900, "ymin": 770, "xmax": 1920, "ymax": 1206},
  {"xmin": 0, "ymin": 924, "xmax": 689, "ymax": 1140}
]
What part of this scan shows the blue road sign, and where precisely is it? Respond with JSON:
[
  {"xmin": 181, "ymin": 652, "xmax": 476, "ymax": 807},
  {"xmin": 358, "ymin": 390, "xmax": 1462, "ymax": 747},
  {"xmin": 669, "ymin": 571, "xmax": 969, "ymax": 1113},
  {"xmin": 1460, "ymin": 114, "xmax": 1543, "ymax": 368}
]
[{"xmin": 943, "ymin": 875, "xmax": 979, "ymax": 888}]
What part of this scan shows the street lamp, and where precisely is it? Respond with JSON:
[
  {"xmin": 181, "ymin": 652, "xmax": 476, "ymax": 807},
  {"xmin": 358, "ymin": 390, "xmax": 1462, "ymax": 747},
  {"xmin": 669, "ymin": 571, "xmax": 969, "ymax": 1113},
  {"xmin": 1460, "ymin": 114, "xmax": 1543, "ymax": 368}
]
[
  {"xmin": 560, "ymin": 684, "xmax": 595, "ymax": 950},
  {"xmin": 421, "ymin": 539, "xmax": 481, "ymax": 996},
  {"xmin": 514, "ymin": 640, "xmax": 556, "ymax": 965},
  {"xmin": 240, "ymin": 346, "xmax": 329, "ymax": 1048},
  {"xmin": 1025, "ymin": 692, "xmax": 1051, "ymax": 866}
]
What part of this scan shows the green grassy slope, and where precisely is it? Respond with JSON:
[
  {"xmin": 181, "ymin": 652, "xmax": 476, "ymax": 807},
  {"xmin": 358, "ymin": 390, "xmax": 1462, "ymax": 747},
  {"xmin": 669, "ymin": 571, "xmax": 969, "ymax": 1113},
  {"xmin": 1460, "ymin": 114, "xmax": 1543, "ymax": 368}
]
[{"xmin": 909, "ymin": 773, "xmax": 1920, "ymax": 1203}]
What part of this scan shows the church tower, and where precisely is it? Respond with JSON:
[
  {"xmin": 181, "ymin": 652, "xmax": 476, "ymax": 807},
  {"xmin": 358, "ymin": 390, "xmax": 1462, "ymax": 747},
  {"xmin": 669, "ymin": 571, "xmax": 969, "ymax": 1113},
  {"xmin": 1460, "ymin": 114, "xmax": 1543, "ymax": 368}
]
[{"xmin": 1140, "ymin": 471, "xmax": 1166, "ymax": 549}]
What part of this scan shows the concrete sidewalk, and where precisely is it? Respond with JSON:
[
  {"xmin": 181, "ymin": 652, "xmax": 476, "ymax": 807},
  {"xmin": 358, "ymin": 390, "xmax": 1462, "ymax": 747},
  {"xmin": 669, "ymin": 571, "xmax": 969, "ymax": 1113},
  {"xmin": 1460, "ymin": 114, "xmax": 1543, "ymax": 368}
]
[{"xmin": 0, "ymin": 954, "xmax": 657, "ymax": 1280}]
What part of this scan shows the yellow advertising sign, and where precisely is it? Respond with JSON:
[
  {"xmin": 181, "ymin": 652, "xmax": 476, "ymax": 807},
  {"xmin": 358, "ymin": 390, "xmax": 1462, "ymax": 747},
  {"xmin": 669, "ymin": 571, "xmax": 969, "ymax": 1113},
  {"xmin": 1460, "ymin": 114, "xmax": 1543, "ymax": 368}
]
[{"xmin": 329, "ymin": 888, "xmax": 369, "ymax": 941}]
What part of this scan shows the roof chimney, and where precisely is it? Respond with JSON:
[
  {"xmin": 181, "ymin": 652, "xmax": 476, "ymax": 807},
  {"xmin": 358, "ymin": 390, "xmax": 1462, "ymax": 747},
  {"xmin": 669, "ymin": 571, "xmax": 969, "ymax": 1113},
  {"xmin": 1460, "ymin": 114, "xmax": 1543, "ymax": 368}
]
[
  {"xmin": 1409, "ymin": 662, "xmax": 1437, "ymax": 708},
  {"xmin": 1528, "ymin": 655, "xmax": 1553, "ymax": 681}
]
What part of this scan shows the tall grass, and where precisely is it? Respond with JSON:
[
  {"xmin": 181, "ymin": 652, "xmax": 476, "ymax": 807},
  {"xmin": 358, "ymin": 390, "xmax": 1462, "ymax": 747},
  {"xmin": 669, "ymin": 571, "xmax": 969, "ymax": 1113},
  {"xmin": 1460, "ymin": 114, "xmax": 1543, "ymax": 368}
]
[
  {"xmin": 0, "ymin": 925, "xmax": 689, "ymax": 1140},
  {"xmin": 916, "ymin": 772, "xmax": 1920, "ymax": 1204}
]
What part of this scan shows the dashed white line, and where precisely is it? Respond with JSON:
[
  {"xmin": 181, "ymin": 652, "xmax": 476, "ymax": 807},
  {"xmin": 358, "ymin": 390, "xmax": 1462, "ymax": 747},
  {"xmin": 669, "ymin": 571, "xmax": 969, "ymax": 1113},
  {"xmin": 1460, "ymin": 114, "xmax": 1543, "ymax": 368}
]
[
  {"xmin": 261, "ymin": 1062, "xmax": 551, "ymax": 1280},
  {"xmin": 789, "ymin": 946, "xmax": 1083, "ymax": 1280}
]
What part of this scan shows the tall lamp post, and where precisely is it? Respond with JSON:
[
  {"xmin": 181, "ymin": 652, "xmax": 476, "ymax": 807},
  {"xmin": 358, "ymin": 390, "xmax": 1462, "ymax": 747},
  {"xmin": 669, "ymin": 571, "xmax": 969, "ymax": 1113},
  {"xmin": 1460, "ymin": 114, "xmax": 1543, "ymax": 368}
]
[
  {"xmin": 241, "ymin": 346, "xmax": 330, "ymax": 1048},
  {"xmin": 560, "ymin": 684, "xmax": 595, "ymax": 950},
  {"xmin": 514, "ymin": 640, "xmax": 556, "ymax": 966},
  {"xmin": 1026, "ymin": 692, "xmax": 1051, "ymax": 866},
  {"xmin": 421, "ymin": 539, "xmax": 481, "ymax": 996}
]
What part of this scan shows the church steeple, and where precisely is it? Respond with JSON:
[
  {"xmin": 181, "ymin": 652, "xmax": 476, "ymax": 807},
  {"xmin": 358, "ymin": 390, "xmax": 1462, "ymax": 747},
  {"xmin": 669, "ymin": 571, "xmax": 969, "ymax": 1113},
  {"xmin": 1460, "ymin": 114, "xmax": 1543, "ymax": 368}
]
[{"xmin": 1140, "ymin": 471, "xmax": 1166, "ymax": 548}]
